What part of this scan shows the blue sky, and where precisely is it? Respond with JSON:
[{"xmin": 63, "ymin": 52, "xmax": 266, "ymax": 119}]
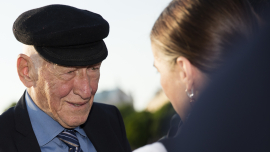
[{"xmin": 0, "ymin": 0, "xmax": 171, "ymax": 112}]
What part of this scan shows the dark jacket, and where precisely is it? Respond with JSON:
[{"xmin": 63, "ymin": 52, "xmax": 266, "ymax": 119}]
[{"xmin": 0, "ymin": 92, "xmax": 131, "ymax": 152}]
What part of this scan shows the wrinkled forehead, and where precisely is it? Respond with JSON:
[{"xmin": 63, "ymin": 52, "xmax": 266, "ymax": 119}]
[{"xmin": 45, "ymin": 61, "xmax": 102, "ymax": 71}]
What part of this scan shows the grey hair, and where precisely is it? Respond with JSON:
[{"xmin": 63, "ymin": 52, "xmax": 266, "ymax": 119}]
[{"xmin": 22, "ymin": 45, "xmax": 44, "ymax": 73}]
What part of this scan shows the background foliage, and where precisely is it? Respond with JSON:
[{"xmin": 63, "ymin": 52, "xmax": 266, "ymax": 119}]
[{"xmin": 119, "ymin": 102, "xmax": 176, "ymax": 150}]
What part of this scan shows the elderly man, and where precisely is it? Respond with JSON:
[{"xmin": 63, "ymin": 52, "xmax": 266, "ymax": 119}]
[{"xmin": 0, "ymin": 4, "xmax": 131, "ymax": 152}]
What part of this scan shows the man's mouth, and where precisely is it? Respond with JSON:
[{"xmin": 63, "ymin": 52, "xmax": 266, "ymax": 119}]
[
  {"xmin": 73, "ymin": 104, "xmax": 81, "ymax": 107},
  {"xmin": 67, "ymin": 101, "xmax": 88, "ymax": 107}
]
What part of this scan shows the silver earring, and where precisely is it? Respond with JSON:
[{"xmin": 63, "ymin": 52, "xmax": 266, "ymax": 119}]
[{"xmin": 185, "ymin": 88, "xmax": 195, "ymax": 102}]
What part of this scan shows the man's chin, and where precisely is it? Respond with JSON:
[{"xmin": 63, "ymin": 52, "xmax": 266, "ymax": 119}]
[{"xmin": 58, "ymin": 115, "xmax": 89, "ymax": 128}]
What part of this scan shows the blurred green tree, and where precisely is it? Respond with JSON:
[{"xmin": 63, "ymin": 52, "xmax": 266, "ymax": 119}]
[
  {"xmin": 125, "ymin": 111, "xmax": 152, "ymax": 149},
  {"xmin": 150, "ymin": 102, "xmax": 176, "ymax": 141},
  {"xmin": 118, "ymin": 102, "xmax": 176, "ymax": 150}
]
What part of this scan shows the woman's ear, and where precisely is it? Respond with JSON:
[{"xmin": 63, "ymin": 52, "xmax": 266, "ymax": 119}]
[
  {"xmin": 176, "ymin": 56, "xmax": 194, "ymax": 91},
  {"xmin": 17, "ymin": 54, "xmax": 36, "ymax": 88}
]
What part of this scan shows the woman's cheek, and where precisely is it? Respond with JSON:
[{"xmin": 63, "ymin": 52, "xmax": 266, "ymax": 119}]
[{"xmin": 160, "ymin": 74, "xmax": 169, "ymax": 91}]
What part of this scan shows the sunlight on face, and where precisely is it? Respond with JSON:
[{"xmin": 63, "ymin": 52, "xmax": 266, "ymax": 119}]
[
  {"xmin": 152, "ymin": 45, "xmax": 182, "ymax": 105},
  {"xmin": 151, "ymin": 44, "xmax": 190, "ymax": 120},
  {"xmin": 34, "ymin": 62, "xmax": 102, "ymax": 128}
]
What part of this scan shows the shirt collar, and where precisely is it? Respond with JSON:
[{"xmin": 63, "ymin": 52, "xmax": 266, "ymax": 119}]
[
  {"xmin": 25, "ymin": 91, "xmax": 64, "ymax": 146},
  {"xmin": 75, "ymin": 126, "xmax": 87, "ymax": 137}
]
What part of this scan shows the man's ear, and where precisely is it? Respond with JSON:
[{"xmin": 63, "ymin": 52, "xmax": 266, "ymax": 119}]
[
  {"xmin": 176, "ymin": 56, "xmax": 194, "ymax": 91},
  {"xmin": 17, "ymin": 54, "xmax": 36, "ymax": 88}
]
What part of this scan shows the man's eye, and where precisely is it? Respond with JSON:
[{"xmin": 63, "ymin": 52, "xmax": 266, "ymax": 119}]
[
  {"xmin": 91, "ymin": 67, "xmax": 99, "ymax": 70},
  {"xmin": 67, "ymin": 70, "xmax": 75, "ymax": 74}
]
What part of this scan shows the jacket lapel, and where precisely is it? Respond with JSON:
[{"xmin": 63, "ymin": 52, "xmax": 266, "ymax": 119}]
[
  {"xmin": 13, "ymin": 92, "xmax": 41, "ymax": 152},
  {"xmin": 12, "ymin": 93, "xmax": 125, "ymax": 152},
  {"xmin": 82, "ymin": 103, "xmax": 125, "ymax": 152}
]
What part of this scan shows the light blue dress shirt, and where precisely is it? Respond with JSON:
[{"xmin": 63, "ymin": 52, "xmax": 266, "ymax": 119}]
[{"xmin": 25, "ymin": 91, "xmax": 97, "ymax": 152}]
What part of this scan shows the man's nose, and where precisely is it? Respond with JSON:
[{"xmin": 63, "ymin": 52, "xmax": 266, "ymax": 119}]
[{"xmin": 73, "ymin": 71, "xmax": 92, "ymax": 100}]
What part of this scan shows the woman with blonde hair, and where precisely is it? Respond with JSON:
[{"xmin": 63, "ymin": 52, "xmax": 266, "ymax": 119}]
[{"xmin": 134, "ymin": 0, "xmax": 261, "ymax": 151}]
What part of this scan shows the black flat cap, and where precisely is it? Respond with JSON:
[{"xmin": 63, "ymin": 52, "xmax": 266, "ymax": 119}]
[{"xmin": 13, "ymin": 4, "xmax": 109, "ymax": 66}]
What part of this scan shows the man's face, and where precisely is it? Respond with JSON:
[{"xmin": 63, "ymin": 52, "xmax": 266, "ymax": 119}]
[{"xmin": 34, "ymin": 61, "xmax": 101, "ymax": 128}]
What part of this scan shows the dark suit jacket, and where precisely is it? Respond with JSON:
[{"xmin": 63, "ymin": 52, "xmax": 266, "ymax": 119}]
[{"xmin": 0, "ymin": 92, "xmax": 131, "ymax": 152}]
